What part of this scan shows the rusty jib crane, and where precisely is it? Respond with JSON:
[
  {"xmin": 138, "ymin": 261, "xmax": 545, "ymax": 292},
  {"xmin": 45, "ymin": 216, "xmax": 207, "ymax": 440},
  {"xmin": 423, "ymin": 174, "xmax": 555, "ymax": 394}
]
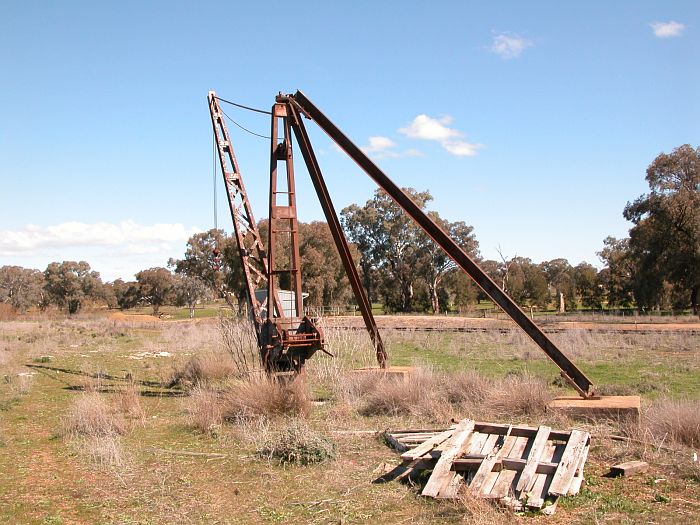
[{"xmin": 208, "ymin": 90, "xmax": 595, "ymax": 398}]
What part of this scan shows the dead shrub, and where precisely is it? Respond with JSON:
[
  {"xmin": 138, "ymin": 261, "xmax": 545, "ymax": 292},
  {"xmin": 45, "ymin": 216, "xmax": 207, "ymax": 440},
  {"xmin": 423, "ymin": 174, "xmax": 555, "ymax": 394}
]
[
  {"xmin": 63, "ymin": 393, "xmax": 126, "ymax": 438},
  {"xmin": 169, "ymin": 351, "xmax": 239, "ymax": 387},
  {"xmin": 185, "ymin": 385, "xmax": 223, "ymax": 434},
  {"xmin": 256, "ymin": 418, "xmax": 336, "ymax": 465},
  {"xmin": 487, "ymin": 373, "xmax": 554, "ymax": 417},
  {"xmin": 222, "ymin": 375, "xmax": 311, "ymax": 421},
  {"xmin": 218, "ymin": 316, "xmax": 260, "ymax": 376},
  {"xmin": 644, "ymin": 398, "xmax": 700, "ymax": 448}
]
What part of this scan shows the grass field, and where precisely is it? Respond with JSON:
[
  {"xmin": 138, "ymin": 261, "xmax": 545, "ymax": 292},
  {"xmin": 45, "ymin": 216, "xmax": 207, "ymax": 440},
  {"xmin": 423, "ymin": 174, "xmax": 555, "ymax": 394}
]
[{"xmin": 0, "ymin": 313, "xmax": 698, "ymax": 524}]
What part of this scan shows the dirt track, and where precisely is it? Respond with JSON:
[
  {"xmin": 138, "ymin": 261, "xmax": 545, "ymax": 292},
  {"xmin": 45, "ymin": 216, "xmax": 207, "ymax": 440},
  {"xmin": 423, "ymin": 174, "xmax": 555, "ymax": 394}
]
[{"xmin": 322, "ymin": 314, "xmax": 700, "ymax": 334}]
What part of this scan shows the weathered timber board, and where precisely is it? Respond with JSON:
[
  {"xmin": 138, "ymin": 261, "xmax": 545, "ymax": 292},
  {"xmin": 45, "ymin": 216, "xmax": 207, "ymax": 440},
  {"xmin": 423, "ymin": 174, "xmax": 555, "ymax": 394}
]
[{"xmin": 382, "ymin": 419, "xmax": 590, "ymax": 516}]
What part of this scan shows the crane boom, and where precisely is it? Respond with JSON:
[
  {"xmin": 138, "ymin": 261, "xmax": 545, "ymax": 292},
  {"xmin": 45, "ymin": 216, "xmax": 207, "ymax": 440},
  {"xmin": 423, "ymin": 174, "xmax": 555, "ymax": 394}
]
[{"xmin": 207, "ymin": 92, "xmax": 278, "ymax": 333}]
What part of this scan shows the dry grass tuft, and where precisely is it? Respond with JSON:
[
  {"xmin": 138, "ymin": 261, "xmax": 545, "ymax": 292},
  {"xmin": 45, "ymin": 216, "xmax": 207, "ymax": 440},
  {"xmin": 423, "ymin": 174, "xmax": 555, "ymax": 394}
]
[
  {"xmin": 333, "ymin": 371, "xmax": 383, "ymax": 403},
  {"xmin": 487, "ymin": 373, "xmax": 555, "ymax": 417},
  {"xmin": 169, "ymin": 351, "xmax": 239, "ymax": 387},
  {"xmin": 63, "ymin": 393, "xmax": 127, "ymax": 467},
  {"xmin": 256, "ymin": 418, "xmax": 336, "ymax": 465},
  {"xmin": 185, "ymin": 385, "xmax": 223, "ymax": 434},
  {"xmin": 81, "ymin": 435, "xmax": 125, "ymax": 466},
  {"xmin": 63, "ymin": 393, "xmax": 126, "ymax": 438},
  {"xmin": 222, "ymin": 375, "xmax": 311, "ymax": 421},
  {"xmin": 116, "ymin": 381, "xmax": 146, "ymax": 422},
  {"xmin": 334, "ymin": 367, "xmax": 554, "ymax": 421},
  {"xmin": 442, "ymin": 371, "xmax": 493, "ymax": 405},
  {"xmin": 359, "ymin": 370, "xmax": 449, "ymax": 419},
  {"xmin": 456, "ymin": 490, "xmax": 517, "ymax": 525},
  {"xmin": 644, "ymin": 398, "xmax": 700, "ymax": 448}
]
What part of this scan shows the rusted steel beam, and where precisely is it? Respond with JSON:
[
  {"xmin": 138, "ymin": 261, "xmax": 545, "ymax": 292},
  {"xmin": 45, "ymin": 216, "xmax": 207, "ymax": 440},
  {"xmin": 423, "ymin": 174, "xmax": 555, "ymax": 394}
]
[
  {"xmin": 289, "ymin": 91, "xmax": 593, "ymax": 397},
  {"xmin": 286, "ymin": 99, "xmax": 388, "ymax": 368}
]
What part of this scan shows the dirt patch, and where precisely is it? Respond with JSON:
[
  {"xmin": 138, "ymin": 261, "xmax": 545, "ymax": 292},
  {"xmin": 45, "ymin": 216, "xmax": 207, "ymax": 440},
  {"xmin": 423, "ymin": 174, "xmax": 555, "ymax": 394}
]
[
  {"xmin": 109, "ymin": 312, "xmax": 161, "ymax": 323},
  {"xmin": 323, "ymin": 315, "xmax": 700, "ymax": 333}
]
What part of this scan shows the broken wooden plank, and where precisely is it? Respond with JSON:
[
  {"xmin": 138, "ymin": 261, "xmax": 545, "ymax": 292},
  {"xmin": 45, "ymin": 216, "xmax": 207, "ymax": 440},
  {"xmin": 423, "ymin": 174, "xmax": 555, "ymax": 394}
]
[
  {"xmin": 401, "ymin": 428, "xmax": 455, "ymax": 462},
  {"xmin": 473, "ymin": 422, "xmax": 570, "ymax": 441},
  {"xmin": 468, "ymin": 425, "xmax": 512, "ymax": 496},
  {"xmin": 381, "ymin": 431, "xmax": 410, "ymax": 453},
  {"xmin": 481, "ymin": 434, "xmax": 518, "ymax": 497},
  {"xmin": 609, "ymin": 460, "xmax": 649, "ymax": 477},
  {"xmin": 568, "ymin": 442, "xmax": 590, "ymax": 495},
  {"xmin": 438, "ymin": 425, "xmax": 484, "ymax": 499},
  {"xmin": 548, "ymin": 430, "xmax": 590, "ymax": 496},
  {"xmin": 488, "ymin": 435, "xmax": 530, "ymax": 499},
  {"xmin": 421, "ymin": 419, "xmax": 475, "ymax": 498},
  {"xmin": 525, "ymin": 441, "xmax": 560, "ymax": 509},
  {"xmin": 515, "ymin": 426, "xmax": 551, "ymax": 496}
]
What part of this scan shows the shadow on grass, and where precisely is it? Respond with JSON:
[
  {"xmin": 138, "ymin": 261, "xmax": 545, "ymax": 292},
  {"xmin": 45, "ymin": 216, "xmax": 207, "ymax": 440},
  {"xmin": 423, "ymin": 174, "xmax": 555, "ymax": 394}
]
[{"xmin": 25, "ymin": 363, "xmax": 187, "ymax": 397}]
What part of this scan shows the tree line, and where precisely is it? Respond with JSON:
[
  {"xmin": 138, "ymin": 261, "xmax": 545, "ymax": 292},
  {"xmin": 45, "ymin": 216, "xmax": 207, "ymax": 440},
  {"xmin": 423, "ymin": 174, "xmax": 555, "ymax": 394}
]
[{"xmin": 2, "ymin": 144, "xmax": 697, "ymax": 316}]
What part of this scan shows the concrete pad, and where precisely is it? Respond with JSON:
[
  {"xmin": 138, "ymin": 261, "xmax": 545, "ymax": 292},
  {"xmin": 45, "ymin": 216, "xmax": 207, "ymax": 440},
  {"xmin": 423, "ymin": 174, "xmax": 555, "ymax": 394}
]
[
  {"xmin": 351, "ymin": 366, "xmax": 416, "ymax": 380},
  {"xmin": 548, "ymin": 395, "xmax": 640, "ymax": 422}
]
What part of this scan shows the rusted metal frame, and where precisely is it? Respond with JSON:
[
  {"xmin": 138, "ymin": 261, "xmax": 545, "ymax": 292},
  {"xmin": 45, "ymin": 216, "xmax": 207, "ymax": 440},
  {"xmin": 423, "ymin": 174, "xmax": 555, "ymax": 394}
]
[
  {"xmin": 286, "ymin": 100, "xmax": 388, "ymax": 368},
  {"xmin": 207, "ymin": 92, "xmax": 270, "ymax": 330},
  {"xmin": 282, "ymin": 112, "xmax": 305, "ymax": 318},
  {"xmin": 289, "ymin": 91, "xmax": 593, "ymax": 396},
  {"xmin": 267, "ymin": 102, "xmax": 296, "ymax": 321}
]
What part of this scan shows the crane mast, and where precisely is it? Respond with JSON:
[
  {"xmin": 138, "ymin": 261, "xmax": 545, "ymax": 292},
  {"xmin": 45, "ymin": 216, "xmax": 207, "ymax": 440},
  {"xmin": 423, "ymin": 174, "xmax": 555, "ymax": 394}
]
[{"xmin": 208, "ymin": 92, "xmax": 323, "ymax": 373}]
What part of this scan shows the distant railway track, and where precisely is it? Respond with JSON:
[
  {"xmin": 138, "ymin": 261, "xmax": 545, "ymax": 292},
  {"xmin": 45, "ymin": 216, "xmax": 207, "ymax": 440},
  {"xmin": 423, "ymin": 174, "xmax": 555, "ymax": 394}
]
[{"xmin": 328, "ymin": 325, "xmax": 700, "ymax": 336}]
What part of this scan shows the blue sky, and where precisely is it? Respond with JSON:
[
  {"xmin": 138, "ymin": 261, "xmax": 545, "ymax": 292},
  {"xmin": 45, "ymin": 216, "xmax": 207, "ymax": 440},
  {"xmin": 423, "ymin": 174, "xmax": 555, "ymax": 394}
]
[{"xmin": 1, "ymin": 1, "xmax": 698, "ymax": 281}]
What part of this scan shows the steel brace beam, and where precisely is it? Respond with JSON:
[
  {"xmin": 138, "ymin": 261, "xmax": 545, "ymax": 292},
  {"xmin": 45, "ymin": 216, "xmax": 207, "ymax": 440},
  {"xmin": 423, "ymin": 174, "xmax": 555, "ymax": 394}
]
[
  {"xmin": 287, "ymin": 91, "xmax": 594, "ymax": 397},
  {"xmin": 286, "ymin": 100, "xmax": 388, "ymax": 367}
]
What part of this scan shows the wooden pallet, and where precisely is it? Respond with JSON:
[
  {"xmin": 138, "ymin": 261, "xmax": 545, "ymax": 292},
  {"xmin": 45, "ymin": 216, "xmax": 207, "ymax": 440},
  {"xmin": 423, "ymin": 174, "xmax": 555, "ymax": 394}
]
[{"xmin": 381, "ymin": 419, "xmax": 590, "ymax": 515}]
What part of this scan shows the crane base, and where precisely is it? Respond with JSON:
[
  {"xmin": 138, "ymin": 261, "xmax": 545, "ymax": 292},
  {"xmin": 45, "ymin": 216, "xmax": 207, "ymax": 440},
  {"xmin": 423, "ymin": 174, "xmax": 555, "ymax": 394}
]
[{"xmin": 548, "ymin": 395, "xmax": 640, "ymax": 422}]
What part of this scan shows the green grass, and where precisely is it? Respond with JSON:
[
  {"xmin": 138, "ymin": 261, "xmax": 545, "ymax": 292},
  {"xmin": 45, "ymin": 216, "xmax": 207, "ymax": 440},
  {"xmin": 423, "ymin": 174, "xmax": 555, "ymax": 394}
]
[{"xmin": 1, "ymin": 316, "xmax": 698, "ymax": 524}]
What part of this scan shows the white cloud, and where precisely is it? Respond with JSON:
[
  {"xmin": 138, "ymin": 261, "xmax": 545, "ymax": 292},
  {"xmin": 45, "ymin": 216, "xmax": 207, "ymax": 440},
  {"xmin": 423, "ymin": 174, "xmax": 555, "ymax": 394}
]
[
  {"xmin": 361, "ymin": 136, "xmax": 397, "ymax": 154},
  {"xmin": 490, "ymin": 33, "xmax": 533, "ymax": 59},
  {"xmin": 359, "ymin": 135, "xmax": 424, "ymax": 159},
  {"xmin": 442, "ymin": 140, "xmax": 483, "ymax": 157},
  {"xmin": 651, "ymin": 21, "xmax": 685, "ymax": 38},
  {"xmin": 399, "ymin": 114, "xmax": 483, "ymax": 157},
  {"xmin": 400, "ymin": 115, "xmax": 460, "ymax": 141},
  {"xmin": 0, "ymin": 221, "xmax": 202, "ymax": 281}
]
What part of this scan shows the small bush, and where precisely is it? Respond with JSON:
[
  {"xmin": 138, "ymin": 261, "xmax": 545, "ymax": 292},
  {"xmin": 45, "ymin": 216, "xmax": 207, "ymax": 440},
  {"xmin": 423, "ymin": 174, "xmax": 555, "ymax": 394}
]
[
  {"xmin": 63, "ymin": 393, "xmax": 126, "ymax": 438},
  {"xmin": 256, "ymin": 418, "xmax": 336, "ymax": 466},
  {"xmin": 645, "ymin": 398, "xmax": 700, "ymax": 448},
  {"xmin": 222, "ymin": 375, "xmax": 311, "ymax": 421}
]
